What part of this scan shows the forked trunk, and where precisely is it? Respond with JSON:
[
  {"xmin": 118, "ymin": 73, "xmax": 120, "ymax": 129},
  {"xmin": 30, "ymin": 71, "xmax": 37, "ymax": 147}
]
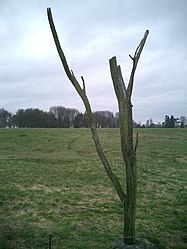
[{"xmin": 47, "ymin": 8, "xmax": 148, "ymax": 246}]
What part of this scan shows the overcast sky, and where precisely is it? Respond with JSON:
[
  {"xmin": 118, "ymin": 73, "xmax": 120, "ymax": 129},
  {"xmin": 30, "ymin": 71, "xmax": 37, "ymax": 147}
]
[{"xmin": 1, "ymin": 0, "xmax": 187, "ymax": 123}]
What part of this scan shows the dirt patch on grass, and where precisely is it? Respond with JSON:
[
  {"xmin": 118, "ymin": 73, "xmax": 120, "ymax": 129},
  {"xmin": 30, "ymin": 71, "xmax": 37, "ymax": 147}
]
[
  {"xmin": 176, "ymin": 157, "xmax": 187, "ymax": 164},
  {"xmin": 30, "ymin": 184, "xmax": 62, "ymax": 192}
]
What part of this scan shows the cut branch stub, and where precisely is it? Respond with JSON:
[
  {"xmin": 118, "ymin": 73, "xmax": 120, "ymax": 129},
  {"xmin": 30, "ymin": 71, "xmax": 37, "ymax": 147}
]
[{"xmin": 109, "ymin": 56, "xmax": 132, "ymax": 163}]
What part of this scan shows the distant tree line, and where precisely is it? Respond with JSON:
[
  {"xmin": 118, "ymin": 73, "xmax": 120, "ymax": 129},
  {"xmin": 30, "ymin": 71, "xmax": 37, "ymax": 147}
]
[
  {"xmin": 163, "ymin": 115, "xmax": 187, "ymax": 128},
  {"xmin": 0, "ymin": 107, "xmax": 186, "ymax": 128},
  {"xmin": 0, "ymin": 107, "xmax": 118, "ymax": 128},
  {"xmin": 144, "ymin": 115, "xmax": 187, "ymax": 128}
]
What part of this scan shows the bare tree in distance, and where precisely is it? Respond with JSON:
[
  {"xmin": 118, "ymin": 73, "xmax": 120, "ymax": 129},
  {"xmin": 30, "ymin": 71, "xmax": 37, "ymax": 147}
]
[{"xmin": 47, "ymin": 7, "xmax": 149, "ymax": 245}]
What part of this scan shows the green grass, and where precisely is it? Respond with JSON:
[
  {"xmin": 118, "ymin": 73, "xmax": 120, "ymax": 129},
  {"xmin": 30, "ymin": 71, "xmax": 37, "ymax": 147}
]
[{"xmin": 0, "ymin": 128, "xmax": 186, "ymax": 249}]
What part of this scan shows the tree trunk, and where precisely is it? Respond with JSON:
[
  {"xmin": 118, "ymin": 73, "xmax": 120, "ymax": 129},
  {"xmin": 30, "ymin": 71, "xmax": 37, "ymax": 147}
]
[
  {"xmin": 124, "ymin": 152, "xmax": 137, "ymax": 244},
  {"xmin": 109, "ymin": 30, "xmax": 149, "ymax": 243}
]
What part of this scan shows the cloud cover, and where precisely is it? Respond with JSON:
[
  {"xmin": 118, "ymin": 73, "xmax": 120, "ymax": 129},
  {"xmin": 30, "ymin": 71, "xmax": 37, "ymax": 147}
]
[{"xmin": 1, "ymin": 0, "xmax": 187, "ymax": 123}]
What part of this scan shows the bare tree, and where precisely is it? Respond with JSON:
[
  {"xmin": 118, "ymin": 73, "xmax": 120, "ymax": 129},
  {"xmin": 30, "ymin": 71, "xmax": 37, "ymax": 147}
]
[{"xmin": 47, "ymin": 7, "xmax": 149, "ymax": 245}]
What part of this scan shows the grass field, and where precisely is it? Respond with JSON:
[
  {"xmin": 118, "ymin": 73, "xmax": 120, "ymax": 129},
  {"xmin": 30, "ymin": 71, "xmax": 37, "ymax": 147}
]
[{"xmin": 0, "ymin": 128, "xmax": 186, "ymax": 249}]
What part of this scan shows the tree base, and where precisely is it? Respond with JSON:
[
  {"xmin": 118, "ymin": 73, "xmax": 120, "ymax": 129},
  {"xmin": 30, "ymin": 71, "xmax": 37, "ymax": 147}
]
[{"xmin": 110, "ymin": 237, "xmax": 160, "ymax": 249}]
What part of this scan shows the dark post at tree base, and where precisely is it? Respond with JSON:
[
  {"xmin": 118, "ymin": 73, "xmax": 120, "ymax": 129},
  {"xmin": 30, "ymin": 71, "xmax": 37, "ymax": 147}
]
[{"xmin": 47, "ymin": 7, "xmax": 149, "ymax": 246}]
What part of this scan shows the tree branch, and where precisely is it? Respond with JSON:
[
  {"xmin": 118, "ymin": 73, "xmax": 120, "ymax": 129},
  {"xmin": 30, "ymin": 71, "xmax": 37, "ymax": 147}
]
[
  {"xmin": 47, "ymin": 7, "xmax": 126, "ymax": 203},
  {"xmin": 47, "ymin": 8, "xmax": 73, "ymax": 82},
  {"xmin": 81, "ymin": 76, "xmax": 86, "ymax": 93},
  {"xmin": 127, "ymin": 30, "xmax": 149, "ymax": 98},
  {"xmin": 129, "ymin": 54, "xmax": 134, "ymax": 61},
  {"xmin": 134, "ymin": 133, "xmax": 138, "ymax": 153}
]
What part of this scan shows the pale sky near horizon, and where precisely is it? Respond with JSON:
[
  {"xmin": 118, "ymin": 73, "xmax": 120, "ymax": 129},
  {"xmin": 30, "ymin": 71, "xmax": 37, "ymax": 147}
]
[{"xmin": 1, "ymin": 0, "xmax": 187, "ymax": 123}]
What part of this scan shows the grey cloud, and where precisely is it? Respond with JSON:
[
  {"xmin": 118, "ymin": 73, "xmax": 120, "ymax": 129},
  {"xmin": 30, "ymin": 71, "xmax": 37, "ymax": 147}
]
[{"xmin": 0, "ymin": 0, "xmax": 186, "ymax": 123}]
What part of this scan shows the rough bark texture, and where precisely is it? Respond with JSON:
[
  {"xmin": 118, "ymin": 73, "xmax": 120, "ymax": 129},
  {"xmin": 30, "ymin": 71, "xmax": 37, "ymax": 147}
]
[{"xmin": 47, "ymin": 7, "xmax": 149, "ymax": 245}]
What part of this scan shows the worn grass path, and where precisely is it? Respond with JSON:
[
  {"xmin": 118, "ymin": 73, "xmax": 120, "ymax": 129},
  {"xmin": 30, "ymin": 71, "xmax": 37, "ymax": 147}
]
[{"xmin": 0, "ymin": 128, "xmax": 186, "ymax": 248}]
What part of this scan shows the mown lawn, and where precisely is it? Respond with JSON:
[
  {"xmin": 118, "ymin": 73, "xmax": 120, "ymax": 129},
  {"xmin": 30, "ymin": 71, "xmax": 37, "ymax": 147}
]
[{"xmin": 0, "ymin": 128, "xmax": 186, "ymax": 249}]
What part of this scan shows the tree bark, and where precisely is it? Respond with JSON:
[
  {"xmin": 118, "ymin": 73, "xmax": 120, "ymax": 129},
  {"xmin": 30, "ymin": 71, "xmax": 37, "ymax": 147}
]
[{"xmin": 47, "ymin": 7, "xmax": 149, "ymax": 245}]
